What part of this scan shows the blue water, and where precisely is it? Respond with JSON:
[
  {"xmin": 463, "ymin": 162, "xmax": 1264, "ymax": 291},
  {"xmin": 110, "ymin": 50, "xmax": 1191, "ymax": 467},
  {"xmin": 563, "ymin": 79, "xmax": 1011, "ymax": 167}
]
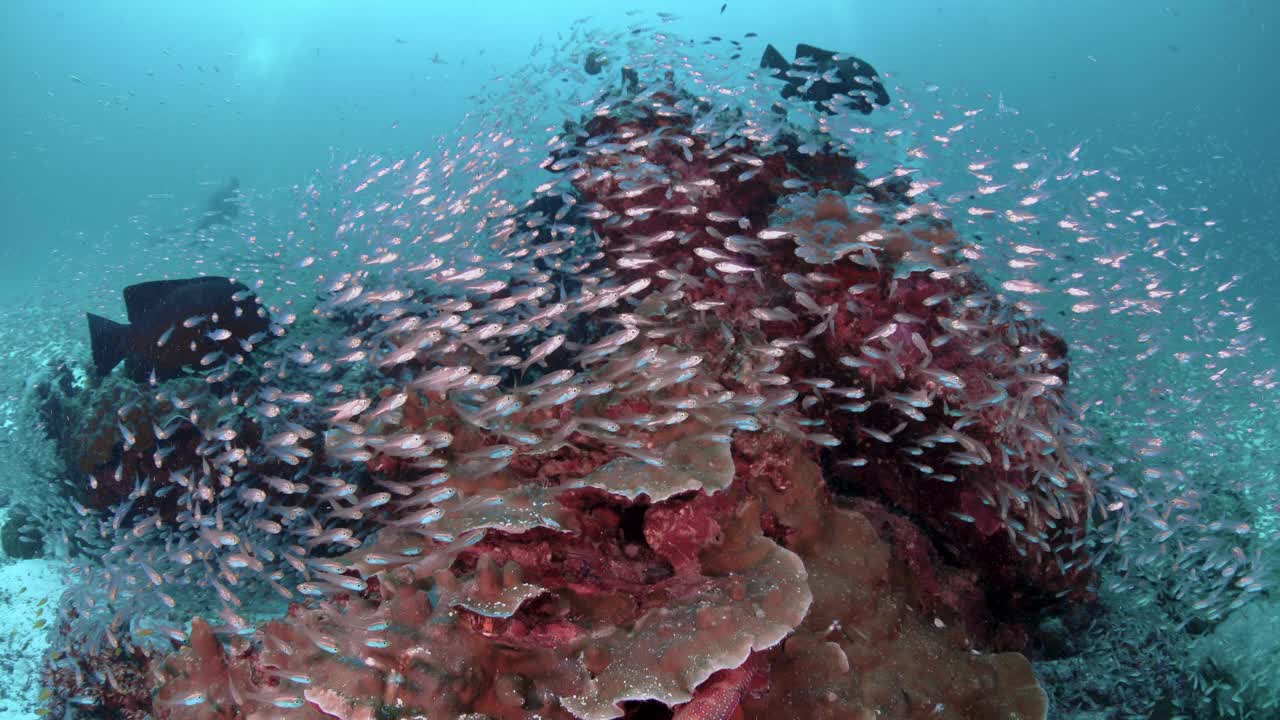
[
  {"xmin": 1, "ymin": 2, "xmax": 1278, "ymax": 719},
  {"xmin": 3, "ymin": 1, "xmax": 1275, "ymax": 308}
]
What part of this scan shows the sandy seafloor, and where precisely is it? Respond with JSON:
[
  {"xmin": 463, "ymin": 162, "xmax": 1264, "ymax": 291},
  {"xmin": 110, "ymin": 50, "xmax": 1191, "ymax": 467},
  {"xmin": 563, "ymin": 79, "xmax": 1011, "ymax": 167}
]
[{"xmin": 0, "ymin": 506, "xmax": 61, "ymax": 720}]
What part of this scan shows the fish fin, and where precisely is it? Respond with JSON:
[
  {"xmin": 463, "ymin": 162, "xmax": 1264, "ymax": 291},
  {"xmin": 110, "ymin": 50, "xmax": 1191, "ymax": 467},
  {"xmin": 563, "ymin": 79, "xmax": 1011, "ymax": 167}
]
[
  {"xmin": 86, "ymin": 313, "xmax": 131, "ymax": 377},
  {"xmin": 123, "ymin": 280, "xmax": 189, "ymax": 323},
  {"xmin": 794, "ymin": 43, "xmax": 837, "ymax": 64},
  {"xmin": 123, "ymin": 277, "xmax": 231, "ymax": 323},
  {"xmin": 760, "ymin": 44, "xmax": 790, "ymax": 73}
]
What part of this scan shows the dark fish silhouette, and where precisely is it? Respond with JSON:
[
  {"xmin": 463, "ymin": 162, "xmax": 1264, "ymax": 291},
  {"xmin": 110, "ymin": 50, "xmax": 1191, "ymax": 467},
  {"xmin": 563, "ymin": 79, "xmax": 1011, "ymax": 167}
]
[
  {"xmin": 584, "ymin": 49, "xmax": 608, "ymax": 75},
  {"xmin": 86, "ymin": 276, "xmax": 273, "ymax": 382},
  {"xmin": 760, "ymin": 43, "xmax": 890, "ymax": 115},
  {"xmin": 194, "ymin": 177, "xmax": 241, "ymax": 234}
]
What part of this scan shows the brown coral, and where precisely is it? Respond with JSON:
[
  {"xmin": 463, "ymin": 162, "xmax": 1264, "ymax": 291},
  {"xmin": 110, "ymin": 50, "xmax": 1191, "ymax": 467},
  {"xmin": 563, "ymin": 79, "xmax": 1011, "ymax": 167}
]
[{"xmin": 741, "ymin": 442, "xmax": 1047, "ymax": 720}]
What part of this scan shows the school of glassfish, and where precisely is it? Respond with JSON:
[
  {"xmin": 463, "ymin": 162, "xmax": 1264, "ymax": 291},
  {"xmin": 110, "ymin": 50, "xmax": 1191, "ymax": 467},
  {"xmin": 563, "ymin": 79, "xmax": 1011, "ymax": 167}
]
[{"xmin": 15, "ymin": 15, "xmax": 1276, "ymax": 720}]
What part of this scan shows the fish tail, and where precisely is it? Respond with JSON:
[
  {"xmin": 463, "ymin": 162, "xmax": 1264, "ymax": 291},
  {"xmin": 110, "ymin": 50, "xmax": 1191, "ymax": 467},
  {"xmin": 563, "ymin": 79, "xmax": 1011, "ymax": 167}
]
[
  {"xmin": 759, "ymin": 44, "xmax": 790, "ymax": 72},
  {"xmin": 86, "ymin": 313, "xmax": 131, "ymax": 376}
]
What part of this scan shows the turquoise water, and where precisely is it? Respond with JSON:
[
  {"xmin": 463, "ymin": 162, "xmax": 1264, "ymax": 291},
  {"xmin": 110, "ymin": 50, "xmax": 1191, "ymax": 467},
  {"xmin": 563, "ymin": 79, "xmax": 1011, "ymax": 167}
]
[{"xmin": 0, "ymin": 2, "xmax": 1277, "ymax": 719}]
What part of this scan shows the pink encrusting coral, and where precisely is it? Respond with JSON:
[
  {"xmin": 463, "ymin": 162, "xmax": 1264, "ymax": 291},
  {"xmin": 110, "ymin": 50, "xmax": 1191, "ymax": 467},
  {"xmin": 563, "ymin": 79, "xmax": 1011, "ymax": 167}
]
[
  {"xmin": 151, "ymin": 406, "xmax": 817, "ymax": 719},
  {"xmin": 564, "ymin": 84, "xmax": 1096, "ymax": 608},
  {"xmin": 34, "ymin": 39, "xmax": 1108, "ymax": 720}
]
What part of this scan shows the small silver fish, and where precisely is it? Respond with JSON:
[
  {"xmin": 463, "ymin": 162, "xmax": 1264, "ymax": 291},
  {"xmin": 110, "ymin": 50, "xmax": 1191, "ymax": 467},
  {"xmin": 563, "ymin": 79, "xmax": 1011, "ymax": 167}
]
[{"xmin": 520, "ymin": 334, "xmax": 566, "ymax": 370}]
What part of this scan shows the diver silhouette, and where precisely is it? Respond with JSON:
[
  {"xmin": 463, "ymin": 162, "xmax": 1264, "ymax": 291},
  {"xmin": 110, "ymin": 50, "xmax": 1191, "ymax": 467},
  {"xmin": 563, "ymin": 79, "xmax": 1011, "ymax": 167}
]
[{"xmin": 194, "ymin": 177, "xmax": 241, "ymax": 234}]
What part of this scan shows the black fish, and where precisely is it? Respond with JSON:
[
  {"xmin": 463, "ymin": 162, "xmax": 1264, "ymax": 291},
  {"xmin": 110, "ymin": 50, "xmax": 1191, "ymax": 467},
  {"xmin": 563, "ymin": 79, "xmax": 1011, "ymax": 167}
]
[
  {"xmin": 86, "ymin": 276, "xmax": 273, "ymax": 382},
  {"xmin": 584, "ymin": 49, "xmax": 608, "ymax": 75},
  {"xmin": 720, "ymin": 3, "xmax": 727, "ymax": 13},
  {"xmin": 760, "ymin": 43, "xmax": 890, "ymax": 115},
  {"xmin": 194, "ymin": 177, "xmax": 241, "ymax": 234}
]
